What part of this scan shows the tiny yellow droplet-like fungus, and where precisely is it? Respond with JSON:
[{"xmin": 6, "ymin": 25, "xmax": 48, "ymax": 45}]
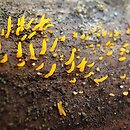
[
  {"xmin": 118, "ymin": 57, "xmax": 126, "ymax": 62},
  {"xmin": 72, "ymin": 32, "xmax": 78, "ymax": 38},
  {"xmin": 65, "ymin": 48, "xmax": 76, "ymax": 65},
  {"xmin": 29, "ymin": 43, "xmax": 37, "ymax": 60},
  {"xmin": 120, "ymin": 74, "xmax": 126, "ymax": 79},
  {"xmin": 67, "ymin": 61, "xmax": 75, "ymax": 74},
  {"xmin": 94, "ymin": 75, "xmax": 108, "ymax": 84},
  {"xmin": 16, "ymin": 27, "xmax": 21, "ymax": 36},
  {"xmin": 40, "ymin": 39, "xmax": 47, "ymax": 55},
  {"xmin": 69, "ymin": 78, "xmax": 76, "ymax": 83},
  {"xmin": 16, "ymin": 42, "xmax": 22, "ymax": 58},
  {"xmin": 99, "ymin": 56, "xmax": 103, "ymax": 61},
  {"xmin": 0, "ymin": 54, "xmax": 8, "ymax": 63},
  {"xmin": 126, "ymin": 28, "xmax": 130, "ymax": 35},
  {"xmin": 87, "ymin": 62, "xmax": 95, "ymax": 68},
  {"xmin": 57, "ymin": 101, "xmax": 66, "ymax": 117},
  {"xmin": 49, "ymin": 38, "xmax": 58, "ymax": 52},
  {"xmin": 20, "ymin": 15, "xmax": 25, "ymax": 31},
  {"xmin": 84, "ymin": 71, "xmax": 94, "ymax": 78},
  {"xmin": 26, "ymin": 18, "xmax": 34, "ymax": 30},
  {"xmin": 44, "ymin": 63, "xmax": 56, "ymax": 78},
  {"xmin": 80, "ymin": 34, "xmax": 85, "ymax": 40},
  {"xmin": 109, "ymin": 93, "xmax": 115, "ymax": 97},
  {"xmin": 123, "ymin": 91, "xmax": 128, "ymax": 96},
  {"xmin": 106, "ymin": 51, "xmax": 113, "ymax": 56},
  {"xmin": 28, "ymin": 31, "xmax": 36, "ymax": 39},
  {"xmin": 60, "ymin": 35, "xmax": 66, "ymax": 42},
  {"xmin": 102, "ymin": 30, "xmax": 108, "ymax": 37},
  {"xmin": 5, "ymin": 16, "xmax": 12, "ymax": 38},
  {"xmin": 36, "ymin": 63, "xmax": 44, "ymax": 71},
  {"xmin": 1, "ymin": 29, "xmax": 5, "ymax": 36},
  {"xmin": 17, "ymin": 61, "xmax": 25, "ymax": 67}
]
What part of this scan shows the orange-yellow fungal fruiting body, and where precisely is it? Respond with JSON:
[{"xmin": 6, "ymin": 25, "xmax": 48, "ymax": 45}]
[
  {"xmin": 0, "ymin": 54, "xmax": 8, "ymax": 63},
  {"xmin": 77, "ymin": 58, "xmax": 86, "ymax": 68},
  {"xmin": 26, "ymin": 18, "xmax": 34, "ymax": 30},
  {"xmin": 87, "ymin": 62, "xmax": 95, "ymax": 68},
  {"xmin": 57, "ymin": 101, "xmax": 66, "ymax": 116},
  {"xmin": 80, "ymin": 34, "xmax": 85, "ymax": 40},
  {"xmin": 126, "ymin": 28, "xmax": 130, "ymax": 35},
  {"xmin": 69, "ymin": 78, "xmax": 76, "ymax": 83},
  {"xmin": 40, "ymin": 39, "xmax": 47, "ymax": 55},
  {"xmin": 16, "ymin": 42, "xmax": 22, "ymax": 58},
  {"xmin": 109, "ymin": 93, "xmax": 115, "ymax": 97},
  {"xmin": 94, "ymin": 75, "xmax": 108, "ymax": 84},
  {"xmin": 36, "ymin": 63, "xmax": 44, "ymax": 71},
  {"xmin": 42, "ymin": 24, "xmax": 54, "ymax": 31},
  {"xmin": 1, "ymin": 29, "xmax": 5, "ymax": 36},
  {"xmin": 16, "ymin": 27, "xmax": 21, "ymax": 36},
  {"xmin": 106, "ymin": 51, "xmax": 113, "ymax": 56},
  {"xmin": 29, "ymin": 43, "xmax": 37, "ymax": 60},
  {"xmin": 60, "ymin": 35, "xmax": 66, "ymax": 42},
  {"xmin": 17, "ymin": 61, "xmax": 25, "ymax": 67},
  {"xmin": 49, "ymin": 38, "xmax": 58, "ymax": 52},
  {"xmin": 72, "ymin": 32, "xmax": 78, "ymax": 38},
  {"xmin": 28, "ymin": 31, "xmax": 36, "ymax": 39},
  {"xmin": 21, "ymin": 34, "xmax": 27, "ymax": 41},
  {"xmin": 84, "ymin": 72, "xmax": 94, "ymax": 78},
  {"xmin": 118, "ymin": 57, "xmax": 126, "ymax": 62},
  {"xmin": 44, "ymin": 63, "xmax": 56, "ymax": 78},
  {"xmin": 65, "ymin": 48, "xmax": 76, "ymax": 65},
  {"xmin": 20, "ymin": 16, "xmax": 25, "ymax": 31},
  {"xmin": 102, "ymin": 30, "xmax": 108, "ymax": 37},
  {"xmin": 67, "ymin": 61, "xmax": 75, "ymax": 73},
  {"xmin": 77, "ymin": 58, "xmax": 87, "ymax": 72},
  {"xmin": 123, "ymin": 43, "xmax": 129, "ymax": 48},
  {"xmin": 99, "ymin": 56, "xmax": 103, "ymax": 61},
  {"xmin": 120, "ymin": 74, "xmax": 126, "ymax": 79},
  {"xmin": 123, "ymin": 91, "xmax": 129, "ymax": 96},
  {"xmin": 5, "ymin": 16, "xmax": 12, "ymax": 38}
]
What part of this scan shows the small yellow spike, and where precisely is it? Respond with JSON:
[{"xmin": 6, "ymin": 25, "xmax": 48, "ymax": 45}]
[
  {"xmin": 123, "ymin": 43, "xmax": 129, "ymax": 48},
  {"xmin": 85, "ymin": 35, "xmax": 89, "ymax": 41},
  {"xmin": 84, "ymin": 72, "xmax": 94, "ymax": 78},
  {"xmin": 102, "ymin": 30, "xmax": 108, "ymax": 37},
  {"xmin": 79, "ymin": 60, "xmax": 87, "ymax": 72},
  {"xmin": 109, "ymin": 93, "xmax": 115, "ymax": 97},
  {"xmin": 39, "ymin": 18, "xmax": 50, "ymax": 31},
  {"xmin": 94, "ymin": 75, "xmax": 108, "ymax": 84},
  {"xmin": 99, "ymin": 56, "xmax": 103, "ymax": 61},
  {"xmin": 16, "ymin": 27, "xmax": 21, "ymax": 36},
  {"xmin": 67, "ymin": 61, "xmax": 75, "ymax": 73},
  {"xmin": 120, "ymin": 74, "xmax": 126, "ymax": 79},
  {"xmin": 72, "ymin": 32, "xmax": 78, "ymax": 38},
  {"xmin": 60, "ymin": 35, "xmax": 66, "ymax": 42},
  {"xmin": 49, "ymin": 38, "xmax": 58, "ymax": 52},
  {"xmin": 26, "ymin": 18, "xmax": 34, "ymax": 30},
  {"xmin": 21, "ymin": 34, "xmax": 27, "ymax": 41},
  {"xmin": 28, "ymin": 31, "xmax": 36, "ymax": 39},
  {"xmin": 69, "ymin": 78, "xmax": 76, "ymax": 83},
  {"xmin": 114, "ymin": 31, "xmax": 120, "ymax": 37},
  {"xmin": 1, "ymin": 29, "xmax": 5, "ymax": 36},
  {"xmin": 42, "ymin": 24, "xmax": 54, "ymax": 31},
  {"xmin": 16, "ymin": 42, "xmax": 22, "ymax": 58},
  {"xmin": 20, "ymin": 16, "xmax": 25, "ymax": 31},
  {"xmin": 29, "ymin": 43, "xmax": 37, "ymax": 60},
  {"xmin": 57, "ymin": 101, "xmax": 66, "ymax": 116},
  {"xmin": 106, "ymin": 51, "xmax": 113, "ymax": 56},
  {"xmin": 118, "ymin": 57, "xmax": 126, "ymax": 62},
  {"xmin": 36, "ymin": 63, "xmax": 44, "ymax": 71},
  {"xmin": 0, "ymin": 54, "xmax": 8, "ymax": 63},
  {"xmin": 87, "ymin": 62, "xmax": 95, "ymax": 68},
  {"xmin": 44, "ymin": 63, "xmax": 56, "ymax": 78},
  {"xmin": 77, "ymin": 58, "xmax": 86, "ymax": 68},
  {"xmin": 17, "ymin": 61, "xmax": 25, "ymax": 67},
  {"xmin": 65, "ymin": 48, "xmax": 76, "ymax": 65},
  {"xmin": 5, "ymin": 16, "xmax": 12, "ymax": 38},
  {"xmin": 17, "ymin": 18, "xmax": 21, "ymax": 27},
  {"xmin": 123, "ymin": 92, "xmax": 128, "ymax": 96},
  {"xmin": 126, "ymin": 28, "xmax": 130, "ymax": 35},
  {"xmin": 40, "ymin": 39, "xmax": 47, "ymax": 55},
  {"xmin": 80, "ymin": 34, "xmax": 85, "ymax": 40},
  {"xmin": 120, "ymin": 48, "xmax": 126, "ymax": 52}
]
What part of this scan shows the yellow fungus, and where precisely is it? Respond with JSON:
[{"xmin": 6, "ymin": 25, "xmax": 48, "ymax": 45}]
[
  {"xmin": 40, "ymin": 39, "xmax": 47, "ymax": 55},
  {"xmin": 42, "ymin": 24, "xmax": 54, "ymax": 31},
  {"xmin": 5, "ymin": 16, "xmax": 12, "ymax": 38},
  {"xmin": 36, "ymin": 63, "xmax": 44, "ymax": 71},
  {"xmin": 109, "ymin": 33, "xmax": 113, "ymax": 38},
  {"xmin": 91, "ymin": 29, "xmax": 96, "ymax": 34},
  {"xmin": 114, "ymin": 31, "xmax": 120, "ymax": 37},
  {"xmin": 16, "ymin": 27, "xmax": 21, "ymax": 36},
  {"xmin": 77, "ymin": 49, "xmax": 80, "ymax": 52},
  {"xmin": 123, "ymin": 92, "xmax": 128, "ymax": 96},
  {"xmin": 87, "ymin": 62, "xmax": 95, "ymax": 68},
  {"xmin": 77, "ymin": 58, "xmax": 86, "ymax": 68},
  {"xmin": 65, "ymin": 48, "xmax": 76, "ymax": 65},
  {"xmin": 105, "ymin": 41, "xmax": 111, "ymax": 47},
  {"xmin": 0, "ymin": 54, "xmax": 8, "ymax": 63},
  {"xmin": 26, "ymin": 18, "xmax": 34, "ymax": 30},
  {"xmin": 17, "ymin": 18, "xmax": 21, "ymax": 27},
  {"xmin": 126, "ymin": 28, "xmax": 130, "ymax": 35},
  {"xmin": 120, "ymin": 48, "xmax": 126, "ymax": 52},
  {"xmin": 21, "ymin": 34, "xmax": 27, "ymax": 41},
  {"xmin": 28, "ymin": 31, "xmax": 36, "ymax": 39},
  {"xmin": 99, "ymin": 56, "xmax": 103, "ymax": 61},
  {"xmin": 106, "ymin": 51, "xmax": 113, "ymax": 56},
  {"xmin": 84, "ymin": 72, "xmax": 94, "ymax": 78},
  {"xmin": 89, "ymin": 44, "xmax": 94, "ymax": 48},
  {"xmin": 16, "ymin": 42, "xmax": 22, "ymax": 58},
  {"xmin": 39, "ymin": 18, "xmax": 50, "ymax": 31},
  {"xmin": 80, "ymin": 34, "xmax": 85, "ymax": 40},
  {"xmin": 120, "ymin": 74, "xmax": 126, "ymax": 79},
  {"xmin": 49, "ymin": 38, "xmax": 58, "ymax": 52},
  {"xmin": 97, "ymin": 44, "xmax": 101, "ymax": 47},
  {"xmin": 44, "ymin": 63, "xmax": 56, "ymax": 78},
  {"xmin": 67, "ymin": 61, "xmax": 75, "ymax": 73},
  {"xmin": 76, "ymin": 56, "xmax": 80, "ymax": 59},
  {"xmin": 20, "ymin": 16, "xmax": 25, "ymax": 31},
  {"xmin": 17, "ymin": 61, "xmax": 25, "ymax": 67},
  {"xmin": 53, "ymin": 53, "xmax": 57, "ymax": 58},
  {"xmin": 94, "ymin": 75, "xmax": 108, "ymax": 84},
  {"xmin": 79, "ymin": 60, "xmax": 87, "ymax": 72},
  {"xmin": 69, "ymin": 78, "xmax": 76, "ymax": 83},
  {"xmin": 57, "ymin": 101, "xmax": 66, "ymax": 117},
  {"xmin": 119, "ymin": 51, "xmax": 124, "ymax": 56},
  {"xmin": 102, "ymin": 30, "xmax": 108, "ymax": 37},
  {"xmin": 1, "ymin": 29, "xmax": 5, "ymax": 36},
  {"xmin": 109, "ymin": 93, "xmax": 115, "ymax": 97},
  {"xmin": 126, "ymin": 50, "xmax": 129, "ymax": 54},
  {"xmin": 60, "ymin": 35, "xmax": 66, "ymax": 42},
  {"xmin": 96, "ymin": 33, "xmax": 100, "ymax": 38},
  {"xmin": 123, "ymin": 43, "xmax": 129, "ymax": 48},
  {"xmin": 72, "ymin": 32, "xmax": 78, "ymax": 38},
  {"xmin": 85, "ymin": 35, "xmax": 89, "ymax": 41},
  {"xmin": 29, "ymin": 43, "xmax": 37, "ymax": 60},
  {"xmin": 118, "ymin": 57, "xmax": 126, "ymax": 62}
]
